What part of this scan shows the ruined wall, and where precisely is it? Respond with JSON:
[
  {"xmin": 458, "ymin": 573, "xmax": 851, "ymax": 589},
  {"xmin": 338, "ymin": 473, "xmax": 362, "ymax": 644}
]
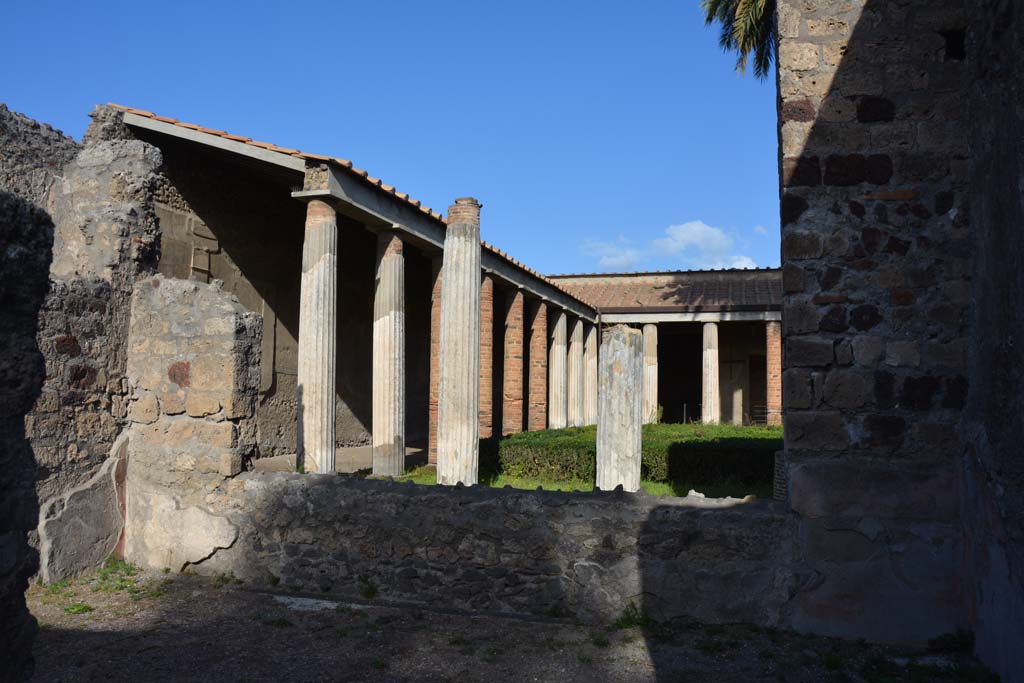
[
  {"xmin": 0, "ymin": 190, "xmax": 54, "ymax": 681},
  {"xmin": 0, "ymin": 103, "xmax": 81, "ymax": 205},
  {"xmin": 778, "ymin": 0, "xmax": 968, "ymax": 641},
  {"xmin": 123, "ymin": 276, "xmax": 261, "ymax": 569},
  {"xmin": 27, "ymin": 107, "xmax": 162, "ymax": 582},
  {"xmin": 960, "ymin": 1, "xmax": 1024, "ymax": 679}
]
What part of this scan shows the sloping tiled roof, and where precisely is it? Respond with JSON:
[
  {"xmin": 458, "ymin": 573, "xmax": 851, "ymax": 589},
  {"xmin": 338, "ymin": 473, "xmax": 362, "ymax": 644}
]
[
  {"xmin": 547, "ymin": 268, "xmax": 781, "ymax": 312},
  {"xmin": 109, "ymin": 104, "xmax": 594, "ymax": 310}
]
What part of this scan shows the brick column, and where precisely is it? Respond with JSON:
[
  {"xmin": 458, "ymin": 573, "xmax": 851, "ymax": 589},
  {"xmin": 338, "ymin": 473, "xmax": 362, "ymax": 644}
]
[
  {"xmin": 479, "ymin": 274, "xmax": 494, "ymax": 439},
  {"xmin": 642, "ymin": 323, "xmax": 658, "ymax": 423},
  {"xmin": 437, "ymin": 197, "xmax": 481, "ymax": 485},
  {"xmin": 428, "ymin": 257, "xmax": 441, "ymax": 464},
  {"xmin": 567, "ymin": 316, "xmax": 584, "ymax": 427},
  {"xmin": 296, "ymin": 199, "xmax": 337, "ymax": 474},
  {"xmin": 372, "ymin": 230, "xmax": 404, "ymax": 476},
  {"xmin": 766, "ymin": 320, "xmax": 782, "ymax": 426},
  {"xmin": 548, "ymin": 309, "xmax": 568, "ymax": 429},
  {"xmin": 701, "ymin": 321, "xmax": 720, "ymax": 425},
  {"xmin": 527, "ymin": 300, "xmax": 548, "ymax": 431},
  {"xmin": 502, "ymin": 289, "xmax": 525, "ymax": 435},
  {"xmin": 583, "ymin": 322, "xmax": 598, "ymax": 425}
]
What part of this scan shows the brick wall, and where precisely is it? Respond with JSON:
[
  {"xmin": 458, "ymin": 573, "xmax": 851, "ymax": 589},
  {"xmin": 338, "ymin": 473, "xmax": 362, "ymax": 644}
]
[
  {"xmin": 527, "ymin": 301, "xmax": 548, "ymax": 431},
  {"xmin": 478, "ymin": 275, "xmax": 494, "ymax": 439},
  {"xmin": 502, "ymin": 289, "xmax": 525, "ymax": 435},
  {"xmin": 778, "ymin": 0, "xmax": 967, "ymax": 641},
  {"xmin": 766, "ymin": 321, "xmax": 782, "ymax": 426}
]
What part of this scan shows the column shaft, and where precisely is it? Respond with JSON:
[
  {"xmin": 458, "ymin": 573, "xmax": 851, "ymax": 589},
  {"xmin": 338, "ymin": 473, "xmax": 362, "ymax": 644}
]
[
  {"xmin": 502, "ymin": 290, "xmax": 525, "ymax": 435},
  {"xmin": 428, "ymin": 258, "xmax": 442, "ymax": 464},
  {"xmin": 437, "ymin": 198, "xmax": 481, "ymax": 485},
  {"xmin": 372, "ymin": 231, "xmax": 405, "ymax": 476},
  {"xmin": 548, "ymin": 310, "xmax": 568, "ymax": 429},
  {"xmin": 583, "ymin": 323, "xmax": 598, "ymax": 425},
  {"xmin": 702, "ymin": 322, "xmax": 721, "ymax": 424},
  {"xmin": 597, "ymin": 325, "xmax": 643, "ymax": 492},
  {"xmin": 642, "ymin": 323, "xmax": 658, "ymax": 423},
  {"xmin": 478, "ymin": 275, "xmax": 495, "ymax": 439},
  {"xmin": 766, "ymin": 320, "xmax": 782, "ymax": 426},
  {"xmin": 296, "ymin": 199, "xmax": 338, "ymax": 474},
  {"xmin": 527, "ymin": 301, "xmax": 548, "ymax": 431},
  {"xmin": 567, "ymin": 317, "xmax": 584, "ymax": 427}
]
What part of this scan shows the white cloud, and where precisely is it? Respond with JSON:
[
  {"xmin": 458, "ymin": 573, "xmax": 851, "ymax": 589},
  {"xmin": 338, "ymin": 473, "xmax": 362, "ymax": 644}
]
[
  {"xmin": 582, "ymin": 236, "xmax": 643, "ymax": 270},
  {"xmin": 582, "ymin": 220, "xmax": 760, "ymax": 272},
  {"xmin": 753, "ymin": 224, "xmax": 768, "ymax": 235}
]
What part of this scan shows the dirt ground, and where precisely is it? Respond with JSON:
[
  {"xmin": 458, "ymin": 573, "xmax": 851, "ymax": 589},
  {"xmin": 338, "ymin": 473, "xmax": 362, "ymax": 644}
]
[{"xmin": 26, "ymin": 562, "xmax": 996, "ymax": 683}]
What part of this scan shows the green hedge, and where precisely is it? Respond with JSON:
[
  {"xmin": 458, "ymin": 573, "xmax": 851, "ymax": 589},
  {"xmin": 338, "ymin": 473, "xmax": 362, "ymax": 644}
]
[{"xmin": 497, "ymin": 423, "xmax": 782, "ymax": 486}]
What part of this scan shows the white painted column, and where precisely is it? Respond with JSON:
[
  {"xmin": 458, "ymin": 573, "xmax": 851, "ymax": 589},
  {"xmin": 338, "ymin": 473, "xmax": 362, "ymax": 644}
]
[
  {"xmin": 372, "ymin": 230, "xmax": 405, "ymax": 477},
  {"xmin": 702, "ymin": 321, "xmax": 721, "ymax": 424},
  {"xmin": 567, "ymin": 317, "xmax": 584, "ymax": 427},
  {"xmin": 297, "ymin": 199, "xmax": 338, "ymax": 474},
  {"xmin": 583, "ymin": 323, "xmax": 598, "ymax": 425},
  {"xmin": 642, "ymin": 323, "xmax": 658, "ymax": 424},
  {"xmin": 437, "ymin": 198, "xmax": 481, "ymax": 485},
  {"xmin": 548, "ymin": 310, "xmax": 568, "ymax": 429},
  {"xmin": 597, "ymin": 325, "xmax": 643, "ymax": 492}
]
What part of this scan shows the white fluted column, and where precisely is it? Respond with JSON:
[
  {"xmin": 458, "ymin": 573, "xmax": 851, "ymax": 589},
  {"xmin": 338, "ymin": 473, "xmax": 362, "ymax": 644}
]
[
  {"xmin": 642, "ymin": 323, "xmax": 658, "ymax": 424},
  {"xmin": 567, "ymin": 317, "xmax": 584, "ymax": 427},
  {"xmin": 702, "ymin": 321, "xmax": 721, "ymax": 424},
  {"xmin": 372, "ymin": 230, "xmax": 405, "ymax": 476},
  {"xmin": 583, "ymin": 323, "xmax": 598, "ymax": 425},
  {"xmin": 548, "ymin": 310, "xmax": 568, "ymax": 429},
  {"xmin": 437, "ymin": 198, "xmax": 481, "ymax": 485},
  {"xmin": 597, "ymin": 325, "xmax": 642, "ymax": 492},
  {"xmin": 297, "ymin": 199, "xmax": 338, "ymax": 474}
]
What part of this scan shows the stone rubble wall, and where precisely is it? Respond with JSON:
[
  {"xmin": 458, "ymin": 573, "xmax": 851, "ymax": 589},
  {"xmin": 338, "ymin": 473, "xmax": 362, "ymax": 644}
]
[
  {"xmin": 959, "ymin": 0, "xmax": 1024, "ymax": 679},
  {"xmin": 194, "ymin": 475, "xmax": 804, "ymax": 627},
  {"xmin": 0, "ymin": 189, "xmax": 54, "ymax": 681},
  {"xmin": 777, "ymin": 0, "xmax": 968, "ymax": 642},
  {"xmin": 26, "ymin": 107, "xmax": 163, "ymax": 583},
  {"xmin": 123, "ymin": 275, "xmax": 261, "ymax": 571}
]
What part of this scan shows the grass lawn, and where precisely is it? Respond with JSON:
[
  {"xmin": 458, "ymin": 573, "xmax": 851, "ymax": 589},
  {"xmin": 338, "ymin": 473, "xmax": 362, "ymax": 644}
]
[{"xmin": 392, "ymin": 423, "xmax": 782, "ymax": 499}]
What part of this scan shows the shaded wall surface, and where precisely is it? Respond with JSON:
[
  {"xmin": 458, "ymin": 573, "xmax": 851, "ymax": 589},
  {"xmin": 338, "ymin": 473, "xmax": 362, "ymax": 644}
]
[
  {"xmin": 778, "ymin": 0, "xmax": 968, "ymax": 641},
  {"xmin": 138, "ymin": 131, "xmax": 434, "ymax": 453},
  {"xmin": 0, "ymin": 191, "xmax": 52, "ymax": 681},
  {"xmin": 960, "ymin": 0, "xmax": 1024, "ymax": 679}
]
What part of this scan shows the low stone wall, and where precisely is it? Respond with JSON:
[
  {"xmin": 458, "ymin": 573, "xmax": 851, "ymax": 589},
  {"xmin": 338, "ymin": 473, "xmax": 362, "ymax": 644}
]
[{"xmin": 169, "ymin": 474, "xmax": 805, "ymax": 626}]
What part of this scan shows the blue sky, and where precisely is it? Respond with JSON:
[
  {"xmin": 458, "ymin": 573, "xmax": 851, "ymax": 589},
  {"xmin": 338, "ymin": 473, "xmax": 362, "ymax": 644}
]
[{"xmin": 3, "ymin": 0, "xmax": 779, "ymax": 274}]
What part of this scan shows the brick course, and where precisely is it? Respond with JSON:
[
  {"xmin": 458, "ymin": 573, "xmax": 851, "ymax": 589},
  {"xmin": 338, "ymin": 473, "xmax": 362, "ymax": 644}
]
[
  {"xmin": 766, "ymin": 321, "xmax": 782, "ymax": 426},
  {"xmin": 502, "ymin": 289, "xmax": 525, "ymax": 435},
  {"xmin": 478, "ymin": 275, "xmax": 494, "ymax": 439},
  {"xmin": 527, "ymin": 301, "xmax": 548, "ymax": 431}
]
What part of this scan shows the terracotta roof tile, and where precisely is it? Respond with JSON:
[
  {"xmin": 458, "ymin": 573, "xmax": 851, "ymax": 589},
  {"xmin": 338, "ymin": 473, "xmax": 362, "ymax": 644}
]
[
  {"xmin": 548, "ymin": 269, "xmax": 780, "ymax": 312},
  {"xmin": 108, "ymin": 103, "xmax": 598, "ymax": 313}
]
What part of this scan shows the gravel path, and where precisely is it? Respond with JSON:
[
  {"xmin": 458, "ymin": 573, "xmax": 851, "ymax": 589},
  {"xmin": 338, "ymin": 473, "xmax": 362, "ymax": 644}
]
[{"xmin": 27, "ymin": 564, "xmax": 995, "ymax": 682}]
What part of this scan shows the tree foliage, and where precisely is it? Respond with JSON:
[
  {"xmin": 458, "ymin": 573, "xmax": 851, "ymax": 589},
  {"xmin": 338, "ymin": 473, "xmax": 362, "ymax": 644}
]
[{"xmin": 701, "ymin": 0, "xmax": 778, "ymax": 80}]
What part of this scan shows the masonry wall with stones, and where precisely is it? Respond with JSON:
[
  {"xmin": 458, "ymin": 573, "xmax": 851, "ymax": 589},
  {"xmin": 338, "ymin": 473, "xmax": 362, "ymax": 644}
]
[
  {"xmin": 0, "ymin": 105, "xmax": 67, "ymax": 677},
  {"xmin": 777, "ymin": 0, "xmax": 968, "ymax": 642},
  {"xmin": 25, "ymin": 107, "xmax": 164, "ymax": 584},
  {"xmin": 959, "ymin": 1, "xmax": 1024, "ymax": 679},
  {"xmin": 122, "ymin": 276, "xmax": 262, "ymax": 570}
]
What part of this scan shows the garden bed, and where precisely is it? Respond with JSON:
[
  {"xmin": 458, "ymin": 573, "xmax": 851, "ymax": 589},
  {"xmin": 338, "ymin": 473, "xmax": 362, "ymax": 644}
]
[{"xmin": 401, "ymin": 423, "xmax": 782, "ymax": 499}]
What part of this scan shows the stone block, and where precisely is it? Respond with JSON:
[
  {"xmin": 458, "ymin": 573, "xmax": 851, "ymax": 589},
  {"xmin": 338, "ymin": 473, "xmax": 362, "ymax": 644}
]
[
  {"xmin": 784, "ymin": 412, "xmax": 849, "ymax": 451},
  {"xmin": 131, "ymin": 391, "xmax": 159, "ymax": 424},
  {"xmin": 787, "ymin": 337, "xmax": 834, "ymax": 367}
]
